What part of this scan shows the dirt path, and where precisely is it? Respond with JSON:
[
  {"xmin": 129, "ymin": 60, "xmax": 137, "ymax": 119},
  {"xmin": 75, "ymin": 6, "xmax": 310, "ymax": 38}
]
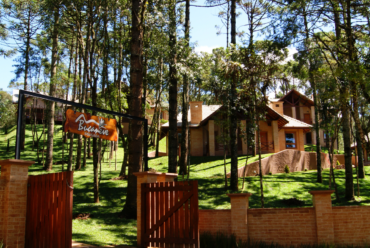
[{"xmin": 72, "ymin": 241, "xmax": 137, "ymax": 248}]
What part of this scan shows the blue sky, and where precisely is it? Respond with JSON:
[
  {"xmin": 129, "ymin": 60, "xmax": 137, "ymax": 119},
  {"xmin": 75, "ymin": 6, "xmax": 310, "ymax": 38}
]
[{"xmin": 0, "ymin": 3, "xmax": 267, "ymax": 92}]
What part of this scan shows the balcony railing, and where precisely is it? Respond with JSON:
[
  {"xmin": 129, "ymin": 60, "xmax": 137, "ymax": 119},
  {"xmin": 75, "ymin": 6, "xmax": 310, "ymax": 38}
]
[{"xmin": 261, "ymin": 141, "xmax": 274, "ymax": 151}]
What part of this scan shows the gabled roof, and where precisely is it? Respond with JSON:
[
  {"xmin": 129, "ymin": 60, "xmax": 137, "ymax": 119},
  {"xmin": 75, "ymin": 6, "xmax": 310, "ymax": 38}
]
[
  {"xmin": 162, "ymin": 104, "xmax": 290, "ymax": 129},
  {"xmin": 161, "ymin": 105, "xmax": 223, "ymax": 128},
  {"xmin": 281, "ymin": 114, "xmax": 312, "ymax": 133},
  {"xmin": 279, "ymin": 89, "xmax": 314, "ymax": 106}
]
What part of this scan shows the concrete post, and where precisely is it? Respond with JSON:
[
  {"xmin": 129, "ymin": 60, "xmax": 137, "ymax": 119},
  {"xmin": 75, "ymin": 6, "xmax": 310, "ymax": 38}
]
[
  {"xmin": 292, "ymin": 107, "xmax": 296, "ymax": 119},
  {"xmin": 309, "ymin": 190, "xmax": 335, "ymax": 245},
  {"xmin": 208, "ymin": 120, "xmax": 215, "ymax": 156},
  {"xmin": 272, "ymin": 121, "xmax": 279, "ymax": 153},
  {"xmin": 134, "ymin": 171, "xmax": 177, "ymax": 247},
  {"xmin": 227, "ymin": 193, "xmax": 252, "ymax": 242},
  {"xmin": 311, "ymin": 106, "xmax": 315, "ymax": 123},
  {"xmin": 0, "ymin": 159, "xmax": 34, "ymax": 248}
]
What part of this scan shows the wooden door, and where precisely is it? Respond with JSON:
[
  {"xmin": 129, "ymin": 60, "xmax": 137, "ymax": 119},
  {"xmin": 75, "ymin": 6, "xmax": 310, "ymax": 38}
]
[
  {"xmin": 141, "ymin": 181, "xmax": 199, "ymax": 248},
  {"xmin": 304, "ymin": 114, "xmax": 311, "ymax": 124},
  {"xmin": 260, "ymin": 132, "xmax": 268, "ymax": 150},
  {"xmin": 25, "ymin": 171, "xmax": 73, "ymax": 248}
]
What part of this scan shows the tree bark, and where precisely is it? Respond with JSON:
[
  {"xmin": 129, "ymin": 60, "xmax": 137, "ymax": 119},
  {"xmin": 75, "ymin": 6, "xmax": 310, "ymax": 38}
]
[
  {"xmin": 179, "ymin": 0, "xmax": 190, "ymax": 175},
  {"xmin": 168, "ymin": 0, "xmax": 178, "ymax": 174},
  {"xmin": 229, "ymin": 0, "xmax": 238, "ymax": 191},
  {"xmin": 122, "ymin": 0, "xmax": 145, "ymax": 219},
  {"xmin": 45, "ymin": 6, "xmax": 60, "ymax": 171}
]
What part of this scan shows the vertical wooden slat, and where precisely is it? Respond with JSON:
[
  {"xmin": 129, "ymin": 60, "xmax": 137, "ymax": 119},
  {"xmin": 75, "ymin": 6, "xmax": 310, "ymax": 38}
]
[
  {"xmin": 164, "ymin": 182, "xmax": 169, "ymax": 247},
  {"xmin": 33, "ymin": 175, "xmax": 40, "ymax": 248},
  {"xmin": 66, "ymin": 171, "xmax": 74, "ymax": 248},
  {"xmin": 175, "ymin": 182, "xmax": 180, "ymax": 248},
  {"xmin": 151, "ymin": 183, "xmax": 155, "ymax": 247},
  {"xmin": 61, "ymin": 172, "xmax": 66, "ymax": 248},
  {"xmin": 189, "ymin": 181, "xmax": 194, "ymax": 244},
  {"xmin": 41, "ymin": 174, "xmax": 47, "ymax": 247},
  {"xmin": 184, "ymin": 181, "xmax": 189, "ymax": 242},
  {"xmin": 48, "ymin": 173, "xmax": 55, "ymax": 247},
  {"xmin": 53, "ymin": 172, "xmax": 59, "ymax": 248},
  {"xmin": 141, "ymin": 183, "xmax": 146, "ymax": 248},
  {"xmin": 57, "ymin": 172, "xmax": 63, "ymax": 248},
  {"xmin": 156, "ymin": 182, "xmax": 160, "ymax": 248},
  {"xmin": 193, "ymin": 181, "xmax": 199, "ymax": 248},
  {"xmin": 146, "ymin": 183, "xmax": 150, "ymax": 247},
  {"xmin": 159, "ymin": 182, "xmax": 164, "ymax": 248},
  {"xmin": 169, "ymin": 182, "xmax": 174, "ymax": 246}
]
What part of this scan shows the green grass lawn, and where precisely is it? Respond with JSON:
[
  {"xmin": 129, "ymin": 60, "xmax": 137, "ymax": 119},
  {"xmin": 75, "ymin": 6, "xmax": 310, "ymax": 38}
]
[
  {"xmin": 305, "ymin": 144, "xmax": 345, "ymax": 154},
  {"xmin": 1, "ymin": 125, "xmax": 369, "ymax": 246}
]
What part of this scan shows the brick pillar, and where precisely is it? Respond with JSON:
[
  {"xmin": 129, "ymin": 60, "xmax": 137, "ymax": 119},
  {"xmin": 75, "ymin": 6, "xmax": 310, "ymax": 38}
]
[
  {"xmin": 134, "ymin": 171, "xmax": 177, "ymax": 247},
  {"xmin": 0, "ymin": 159, "xmax": 34, "ymax": 248},
  {"xmin": 309, "ymin": 190, "xmax": 335, "ymax": 245},
  {"xmin": 227, "ymin": 193, "xmax": 252, "ymax": 242}
]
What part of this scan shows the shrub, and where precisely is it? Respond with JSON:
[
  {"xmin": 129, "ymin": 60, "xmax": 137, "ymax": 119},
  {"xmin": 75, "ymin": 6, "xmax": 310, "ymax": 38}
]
[
  {"xmin": 304, "ymin": 168, "xmax": 308, "ymax": 171},
  {"xmin": 336, "ymin": 160, "xmax": 341, "ymax": 166},
  {"xmin": 284, "ymin": 165, "xmax": 290, "ymax": 173},
  {"xmin": 268, "ymin": 172, "xmax": 272, "ymax": 175}
]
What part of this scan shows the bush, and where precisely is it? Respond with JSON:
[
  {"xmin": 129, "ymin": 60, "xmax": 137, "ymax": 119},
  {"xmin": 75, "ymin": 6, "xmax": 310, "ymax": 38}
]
[
  {"xmin": 304, "ymin": 168, "xmax": 308, "ymax": 171},
  {"xmin": 284, "ymin": 165, "xmax": 290, "ymax": 173},
  {"xmin": 336, "ymin": 160, "xmax": 341, "ymax": 166},
  {"xmin": 268, "ymin": 172, "xmax": 272, "ymax": 175}
]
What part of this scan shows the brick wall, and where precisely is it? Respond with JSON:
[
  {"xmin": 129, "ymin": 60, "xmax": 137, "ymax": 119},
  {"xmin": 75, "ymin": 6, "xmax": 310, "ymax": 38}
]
[
  {"xmin": 248, "ymin": 208, "xmax": 317, "ymax": 246},
  {"xmin": 199, "ymin": 191, "xmax": 370, "ymax": 246},
  {"xmin": 0, "ymin": 159, "xmax": 34, "ymax": 248},
  {"xmin": 199, "ymin": 210, "xmax": 231, "ymax": 235},
  {"xmin": 333, "ymin": 206, "xmax": 370, "ymax": 245}
]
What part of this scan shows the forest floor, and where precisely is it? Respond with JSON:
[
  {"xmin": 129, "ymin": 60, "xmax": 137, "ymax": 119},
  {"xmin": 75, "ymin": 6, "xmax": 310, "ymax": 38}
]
[{"xmin": 0, "ymin": 125, "xmax": 369, "ymax": 246}]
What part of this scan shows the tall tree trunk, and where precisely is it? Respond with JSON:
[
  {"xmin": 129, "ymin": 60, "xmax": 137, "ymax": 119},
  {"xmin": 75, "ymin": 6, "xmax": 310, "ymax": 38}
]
[
  {"xmin": 45, "ymin": 6, "xmax": 60, "ymax": 171},
  {"xmin": 122, "ymin": 0, "xmax": 145, "ymax": 219},
  {"xmin": 256, "ymin": 112, "xmax": 264, "ymax": 207},
  {"xmin": 168, "ymin": 0, "xmax": 178, "ymax": 174},
  {"xmin": 229, "ymin": 0, "xmax": 238, "ymax": 191},
  {"xmin": 303, "ymin": 10, "xmax": 322, "ymax": 182},
  {"xmin": 179, "ymin": 0, "xmax": 190, "ymax": 175}
]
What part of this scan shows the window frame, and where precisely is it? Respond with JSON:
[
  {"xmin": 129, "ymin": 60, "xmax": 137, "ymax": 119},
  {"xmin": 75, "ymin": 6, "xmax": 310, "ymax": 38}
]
[{"xmin": 285, "ymin": 132, "xmax": 297, "ymax": 149}]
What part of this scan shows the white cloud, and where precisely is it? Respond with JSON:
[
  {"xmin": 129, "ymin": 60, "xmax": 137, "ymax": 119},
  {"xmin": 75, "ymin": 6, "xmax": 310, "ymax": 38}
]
[
  {"xmin": 194, "ymin": 45, "xmax": 219, "ymax": 54},
  {"xmin": 284, "ymin": 47, "xmax": 298, "ymax": 63}
]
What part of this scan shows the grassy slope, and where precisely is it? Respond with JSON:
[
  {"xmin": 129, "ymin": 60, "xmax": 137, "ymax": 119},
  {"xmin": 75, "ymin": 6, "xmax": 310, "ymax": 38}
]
[
  {"xmin": 1, "ymin": 125, "xmax": 369, "ymax": 246},
  {"xmin": 304, "ymin": 144, "xmax": 345, "ymax": 154}
]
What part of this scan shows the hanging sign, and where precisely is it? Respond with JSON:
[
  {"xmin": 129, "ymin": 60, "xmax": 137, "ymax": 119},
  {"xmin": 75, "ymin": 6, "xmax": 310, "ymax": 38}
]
[{"xmin": 64, "ymin": 109, "xmax": 118, "ymax": 141}]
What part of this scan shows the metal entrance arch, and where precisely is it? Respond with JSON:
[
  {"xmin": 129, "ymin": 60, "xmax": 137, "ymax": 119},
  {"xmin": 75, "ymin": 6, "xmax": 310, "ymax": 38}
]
[{"xmin": 15, "ymin": 89, "xmax": 149, "ymax": 171}]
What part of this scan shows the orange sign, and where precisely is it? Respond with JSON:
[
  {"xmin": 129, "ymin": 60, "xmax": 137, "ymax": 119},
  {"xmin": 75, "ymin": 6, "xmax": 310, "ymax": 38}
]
[{"xmin": 64, "ymin": 109, "xmax": 118, "ymax": 141}]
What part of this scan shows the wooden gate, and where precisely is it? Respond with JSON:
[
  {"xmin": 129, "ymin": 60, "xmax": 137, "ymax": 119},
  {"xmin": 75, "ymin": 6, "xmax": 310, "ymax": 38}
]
[
  {"xmin": 141, "ymin": 181, "xmax": 199, "ymax": 248},
  {"xmin": 25, "ymin": 171, "xmax": 73, "ymax": 248}
]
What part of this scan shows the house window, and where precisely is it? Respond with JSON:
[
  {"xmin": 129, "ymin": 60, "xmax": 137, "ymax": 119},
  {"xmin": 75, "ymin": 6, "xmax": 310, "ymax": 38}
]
[
  {"xmin": 276, "ymin": 104, "xmax": 279, "ymax": 107},
  {"xmin": 285, "ymin": 133, "xmax": 296, "ymax": 148}
]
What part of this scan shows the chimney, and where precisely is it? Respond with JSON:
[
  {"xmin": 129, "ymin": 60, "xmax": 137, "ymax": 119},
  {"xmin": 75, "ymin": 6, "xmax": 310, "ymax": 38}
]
[{"xmin": 190, "ymin": 101, "xmax": 203, "ymax": 124}]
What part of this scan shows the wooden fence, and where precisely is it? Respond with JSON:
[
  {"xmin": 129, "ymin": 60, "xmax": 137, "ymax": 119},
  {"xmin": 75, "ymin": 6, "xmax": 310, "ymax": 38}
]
[
  {"xmin": 25, "ymin": 171, "xmax": 73, "ymax": 248},
  {"xmin": 141, "ymin": 181, "xmax": 199, "ymax": 248}
]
